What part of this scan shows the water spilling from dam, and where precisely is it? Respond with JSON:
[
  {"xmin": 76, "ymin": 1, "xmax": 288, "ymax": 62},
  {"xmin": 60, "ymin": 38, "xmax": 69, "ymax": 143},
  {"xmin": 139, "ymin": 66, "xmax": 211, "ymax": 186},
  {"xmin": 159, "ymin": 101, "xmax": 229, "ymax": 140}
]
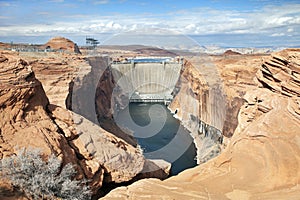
[{"xmin": 115, "ymin": 102, "xmax": 197, "ymax": 175}]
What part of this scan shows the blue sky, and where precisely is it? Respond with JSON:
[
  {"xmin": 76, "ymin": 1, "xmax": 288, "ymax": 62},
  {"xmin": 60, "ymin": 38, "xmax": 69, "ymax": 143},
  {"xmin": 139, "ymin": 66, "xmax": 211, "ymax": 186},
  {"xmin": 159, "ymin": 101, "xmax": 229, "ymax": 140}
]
[{"xmin": 0, "ymin": 0, "xmax": 299, "ymax": 47}]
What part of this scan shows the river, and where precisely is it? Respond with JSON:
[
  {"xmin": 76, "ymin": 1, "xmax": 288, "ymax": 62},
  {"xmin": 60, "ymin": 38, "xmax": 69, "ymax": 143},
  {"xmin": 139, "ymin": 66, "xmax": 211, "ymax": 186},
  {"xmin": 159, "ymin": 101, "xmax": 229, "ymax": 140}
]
[{"xmin": 115, "ymin": 102, "xmax": 197, "ymax": 175}]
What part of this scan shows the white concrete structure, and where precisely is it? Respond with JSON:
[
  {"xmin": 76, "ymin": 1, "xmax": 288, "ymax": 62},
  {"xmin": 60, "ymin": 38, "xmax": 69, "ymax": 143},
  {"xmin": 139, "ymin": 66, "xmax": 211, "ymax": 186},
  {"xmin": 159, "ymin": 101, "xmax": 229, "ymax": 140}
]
[{"xmin": 111, "ymin": 58, "xmax": 182, "ymax": 104}]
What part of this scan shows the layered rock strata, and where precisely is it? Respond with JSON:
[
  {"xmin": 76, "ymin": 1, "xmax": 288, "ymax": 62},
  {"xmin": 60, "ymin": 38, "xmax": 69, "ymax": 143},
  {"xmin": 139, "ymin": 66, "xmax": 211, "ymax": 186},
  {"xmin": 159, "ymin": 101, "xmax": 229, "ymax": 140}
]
[
  {"xmin": 257, "ymin": 49, "xmax": 300, "ymax": 97},
  {"xmin": 102, "ymin": 49, "xmax": 300, "ymax": 199}
]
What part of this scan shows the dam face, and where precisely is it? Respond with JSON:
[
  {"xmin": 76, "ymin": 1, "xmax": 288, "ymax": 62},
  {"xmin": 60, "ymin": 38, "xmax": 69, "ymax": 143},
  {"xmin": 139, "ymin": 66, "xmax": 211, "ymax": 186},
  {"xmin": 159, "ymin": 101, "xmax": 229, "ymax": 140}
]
[{"xmin": 110, "ymin": 58, "xmax": 183, "ymax": 104}]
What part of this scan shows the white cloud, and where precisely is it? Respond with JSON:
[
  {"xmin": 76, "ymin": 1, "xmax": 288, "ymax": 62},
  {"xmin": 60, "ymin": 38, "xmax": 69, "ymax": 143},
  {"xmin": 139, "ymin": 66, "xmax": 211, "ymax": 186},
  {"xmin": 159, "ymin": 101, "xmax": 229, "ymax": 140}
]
[
  {"xmin": 271, "ymin": 33, "xmax": 285, "ymax": 37},
  {"xmin": 93, "ymin": 0, "xmax": 110, "ymax": 5},
  {"xmin": 0, "ymin": 3, "xmax": 299, "ymax": 42},
  {"xmin": 185, "ymin": 24, "xmax": 196, "ymax": 30}
]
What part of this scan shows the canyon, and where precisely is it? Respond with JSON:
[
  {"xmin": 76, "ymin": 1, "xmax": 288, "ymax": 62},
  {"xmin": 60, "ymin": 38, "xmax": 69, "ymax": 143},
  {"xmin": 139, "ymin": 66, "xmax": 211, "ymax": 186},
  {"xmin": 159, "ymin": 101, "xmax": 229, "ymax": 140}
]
[
  {"xmin": 103, "ymin": 49, "xmax": 300, "ymax": 199},
  {"xmin": 0, "ymin": 37, "xmax": 299, "ymax": 199}
]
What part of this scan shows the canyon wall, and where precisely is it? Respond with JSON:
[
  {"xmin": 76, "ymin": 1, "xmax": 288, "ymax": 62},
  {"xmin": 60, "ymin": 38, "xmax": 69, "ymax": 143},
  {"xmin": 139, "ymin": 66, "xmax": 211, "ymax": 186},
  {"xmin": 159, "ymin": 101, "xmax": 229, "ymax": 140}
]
[
  {"xmin": 168, "ymin": 56, "xmax": 226, "ymax": 163},
  {"xmin": 19, "ymin": 51, "xmax": 87, "ymax": 108},
  {"xmin": 168, "ymin": 53, "xmax": 268, "ymax": 163}
]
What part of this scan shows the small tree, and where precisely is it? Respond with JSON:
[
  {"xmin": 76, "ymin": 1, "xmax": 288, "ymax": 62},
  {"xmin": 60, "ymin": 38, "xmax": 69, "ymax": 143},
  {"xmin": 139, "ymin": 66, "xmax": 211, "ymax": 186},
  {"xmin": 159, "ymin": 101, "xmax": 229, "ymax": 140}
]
[{"xmin": 0, "ymin": 148, "xmax": 91, "ymax": 200}]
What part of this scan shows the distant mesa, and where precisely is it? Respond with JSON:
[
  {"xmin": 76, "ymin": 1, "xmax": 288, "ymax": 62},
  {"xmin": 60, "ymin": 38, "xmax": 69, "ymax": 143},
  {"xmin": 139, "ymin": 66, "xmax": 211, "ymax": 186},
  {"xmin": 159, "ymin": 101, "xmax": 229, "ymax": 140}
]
[
  {"xmin": 134, "ymin": 47, "xmax": 178, "ymax": 57},
  {"xmin": 223, "ymin": 49, "xmax": 242, "ymax": 56},
  {"xmin": 44, "ymin": 36, "xmax": 81, "ymax": 54},
  {"xmin": 0, "ymin": 42, "xmax": 10, "ymax": 49}
]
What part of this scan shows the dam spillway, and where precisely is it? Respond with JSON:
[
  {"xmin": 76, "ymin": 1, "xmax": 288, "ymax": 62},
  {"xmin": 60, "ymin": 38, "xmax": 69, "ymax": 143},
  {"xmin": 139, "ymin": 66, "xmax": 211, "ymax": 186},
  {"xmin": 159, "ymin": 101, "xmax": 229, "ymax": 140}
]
[{"xmin": 110, "ymin": 57, "xmax": 183, "ymax": 104}]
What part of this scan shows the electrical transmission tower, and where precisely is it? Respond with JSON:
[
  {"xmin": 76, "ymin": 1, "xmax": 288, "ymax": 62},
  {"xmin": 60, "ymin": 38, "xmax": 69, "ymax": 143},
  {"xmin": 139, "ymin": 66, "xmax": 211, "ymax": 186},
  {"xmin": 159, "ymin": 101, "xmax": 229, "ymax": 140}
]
[{"xmin": 86, "ymin": 36, "xmax": 100, "ymax": 49}]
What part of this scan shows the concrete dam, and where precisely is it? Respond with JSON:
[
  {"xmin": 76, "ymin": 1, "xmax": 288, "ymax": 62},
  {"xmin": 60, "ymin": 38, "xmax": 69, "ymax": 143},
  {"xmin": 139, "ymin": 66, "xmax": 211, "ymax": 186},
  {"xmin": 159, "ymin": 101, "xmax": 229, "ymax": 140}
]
[
  {"xmin": 110, "ymin": 57, "xmax": 183, "ymax": 104},
  {"xmin": 72, "ymin": 55, "xmax": 223, "ymax": 171}
]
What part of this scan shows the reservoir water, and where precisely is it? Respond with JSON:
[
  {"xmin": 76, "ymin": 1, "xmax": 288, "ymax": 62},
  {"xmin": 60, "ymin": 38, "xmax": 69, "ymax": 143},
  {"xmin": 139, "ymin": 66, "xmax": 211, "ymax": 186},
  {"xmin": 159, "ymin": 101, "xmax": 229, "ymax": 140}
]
[{"xmin": 115, "ymin": 103, "xmax": 197, "ymax": 175}]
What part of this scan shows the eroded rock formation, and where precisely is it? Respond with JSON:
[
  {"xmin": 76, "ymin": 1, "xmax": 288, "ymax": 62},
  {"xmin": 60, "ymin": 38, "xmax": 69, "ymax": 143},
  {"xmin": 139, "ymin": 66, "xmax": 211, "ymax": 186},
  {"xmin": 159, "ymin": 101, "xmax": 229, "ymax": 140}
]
[
  {"xmin": 223, "ymin": 49, "xmax": 242, "ymax": 56},
  {"xmin": 102, "ymin": 49, "xmax": 300, "ymax": 199},
  {"xmin": 0, "ymin": 52, "xmax": 84, "ymax": 198},
  {"xmin": 44, "ymin": 37, "xmax": 81, "ymax": 54},
  {"xmin": 257, "ymin": 49, "xmax": 300, "ymax": 97},
  {"xmin": 19, "ymin": 52, "xmax": 88, "ymax": 108},
  {"xmin": 1, "ymin": 45, "xmax": 299, "ymax": 200},
  {"xmin": 0, "ymin": 52, "xmax": 78, "ymax": 164},
  {"xmin": 0, "ymin": 50, "xmax": 169, "ymax": 199}
]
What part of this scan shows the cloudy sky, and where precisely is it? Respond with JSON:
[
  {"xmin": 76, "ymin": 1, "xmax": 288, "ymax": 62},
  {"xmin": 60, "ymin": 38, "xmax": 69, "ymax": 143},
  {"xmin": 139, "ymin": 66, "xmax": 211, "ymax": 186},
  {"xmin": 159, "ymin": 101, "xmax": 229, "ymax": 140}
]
[{"xmin": 0, "ymin": 0, "xmax": 299, "ymax": 47}]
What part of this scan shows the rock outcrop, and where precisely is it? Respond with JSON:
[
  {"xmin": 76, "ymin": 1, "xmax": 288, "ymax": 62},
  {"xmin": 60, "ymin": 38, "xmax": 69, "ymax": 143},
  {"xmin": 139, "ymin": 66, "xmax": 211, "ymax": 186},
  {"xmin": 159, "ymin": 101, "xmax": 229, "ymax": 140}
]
[
  {"xmin": 44, "ymin": 37, "xmax": 81, "ymax": 54},
  {"xmin": 48, "ymin": 105, "xmax": 147, "ymax": 192},
  {"xmin": 257, "ymin": 49, "xmax": 300, "ymax": 97},
  {"xmin": 0, "ymin": 42, "xmax": 10, "ymax": 49},
  {"xmin": 0, "ymin": 52, "xmax": 84, "ymax": 198},
  {"xmin": 0, "ymin": 52, "xmax": 78, "ymax": 163},
  {"xmin": 0, "ymin": 50, "xmax": 170, "ymax": 199},
  {"xmin": 20, "ymin": 52, "xmax": 88, "ymax": 108},
  {"xmin": 223, "ymin": 49, "xmax": 242, "ymax": 56},
  {"xmin": 102, "ymin": 49, "xmax": 300, "ymax": 199}
]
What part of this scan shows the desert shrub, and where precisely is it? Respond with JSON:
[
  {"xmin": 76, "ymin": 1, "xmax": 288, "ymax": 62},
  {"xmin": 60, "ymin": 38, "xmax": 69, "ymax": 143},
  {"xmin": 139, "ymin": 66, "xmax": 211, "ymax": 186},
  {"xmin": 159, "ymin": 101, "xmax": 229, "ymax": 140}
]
[{"xmin": 0, "ymin": 148, "xmax": 91, "ymax": 200}]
